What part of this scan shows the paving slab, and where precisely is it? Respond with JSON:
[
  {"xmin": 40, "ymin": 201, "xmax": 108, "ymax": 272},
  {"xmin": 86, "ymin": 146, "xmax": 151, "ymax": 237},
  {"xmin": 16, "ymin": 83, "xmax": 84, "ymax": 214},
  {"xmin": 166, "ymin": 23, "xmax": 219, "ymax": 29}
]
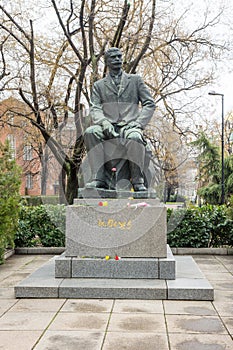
[
  {"xmin": 107, "ymin": 313, "xmax": 167, "ymax": 332},
  {"xmin": 112, "ymin": 299, "xmax": 163, "ymax": 314},
  {"xmin": 163, "ymin": 300, "xmax": 217, "ymax": 316},
  {"xmin": 210, "ymin": 280, "xmax": 233, "ymax": 291},
  {"xmin": 0, "ymin": 299, "xmax": 18, "ymax": 316},
  {"xmin": 0, "ymin": 311, "xmax": 56, "ymax": 331},
  {"xmin": 195, "ymin": 262, "xmax": 228, "ymax": 273},
  {"xmin": 165, "ymin": 314, "xmax": 227, "ymax": 334},
  {"xmin": 0, "ymin": 272, "xmax": 31, "ymax": 287},
  {"xmin": 102, "ymin": 332, "xmax": 169, "ymax": 350},
  {"xmin": 9, "ymin": 298, "xmax": 65, "ymax": 312},
  {"xmin": 213, "ymin": 290, "xmax": 233, "ymax": 302},
  {"xmin": 33, "ymin": 331, "xmax": 105, "ymax": 350},
  {"xmin": 168, "ymin": 333, "xmax": 233, "ymax": 350},
  {"xmin": 213, "ymin": 301, "xmax": 233, "ymax": 317},
  {"xmin": 0, "ymin": 330, "xmax": 42, "ymax": 350},
  {"xmin": 47, "ymin": 312, "xmax": 109, "ymax": 331},
  {"xmin": 202, "ymin": 272, "xmax": 233, "ymax": 281},
  {"xmin": 0, "ymin": 287, "xmax": 15, "ymax": 299},
  {"xmin": 60, "ymin": 299, "xmax": 114, "ymax": 313},
  {"xmin": 221, "ymin": 317, "xmax": 233, "ymax": 335}
]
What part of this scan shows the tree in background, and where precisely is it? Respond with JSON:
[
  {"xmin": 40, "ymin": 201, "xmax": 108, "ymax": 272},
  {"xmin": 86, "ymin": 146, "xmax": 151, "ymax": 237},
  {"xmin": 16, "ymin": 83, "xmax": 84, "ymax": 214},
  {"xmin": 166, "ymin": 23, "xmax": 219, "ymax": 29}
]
[
  {"xmin": 192, "ymin": 132, "xmax": 233, "ymax": 204},
  {"xmin": 0, "ymin": 141, "xmax": 21, "ymax": 264}
]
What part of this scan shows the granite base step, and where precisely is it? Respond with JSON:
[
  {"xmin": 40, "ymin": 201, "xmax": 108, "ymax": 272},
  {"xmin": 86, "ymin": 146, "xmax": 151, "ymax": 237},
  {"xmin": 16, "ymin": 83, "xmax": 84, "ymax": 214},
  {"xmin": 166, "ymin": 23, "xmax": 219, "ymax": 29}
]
[
  {"xmin": 55, "ymin": 245, "xmax": 176, "ymax": 280},
  {"xmin": 15, "ymin": 255, "xmax": 214, "ymax": 300}
]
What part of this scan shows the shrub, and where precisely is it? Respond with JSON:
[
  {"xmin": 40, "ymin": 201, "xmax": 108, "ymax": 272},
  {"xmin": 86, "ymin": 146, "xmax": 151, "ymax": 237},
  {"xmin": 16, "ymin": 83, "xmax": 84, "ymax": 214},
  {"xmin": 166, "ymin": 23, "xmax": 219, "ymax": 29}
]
[
  {"xmin": 15, "ymin": 205, "xmax": 66, "ymax": 247},
  {"xmin": 167, "ymin": 205, "xmax": 233, "ymax": 248},
  {"xmin": 167, "ymin": 208, "xmax": 210, "ymax": 247},
  {"xmin": 0, "ymin": 141, "xmax": 21, "ymax": 264},
  {"xmin": 226, "ymin": 195, "xmax": 233, "ymax": 220}
]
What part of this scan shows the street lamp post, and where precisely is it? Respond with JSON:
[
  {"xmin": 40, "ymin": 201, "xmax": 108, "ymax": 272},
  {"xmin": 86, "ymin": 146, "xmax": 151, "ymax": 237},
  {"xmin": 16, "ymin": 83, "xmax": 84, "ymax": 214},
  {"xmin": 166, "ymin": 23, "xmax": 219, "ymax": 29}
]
[{"xmin": 208, "ymin": 91, "xmax": 225, "ymax": 204}]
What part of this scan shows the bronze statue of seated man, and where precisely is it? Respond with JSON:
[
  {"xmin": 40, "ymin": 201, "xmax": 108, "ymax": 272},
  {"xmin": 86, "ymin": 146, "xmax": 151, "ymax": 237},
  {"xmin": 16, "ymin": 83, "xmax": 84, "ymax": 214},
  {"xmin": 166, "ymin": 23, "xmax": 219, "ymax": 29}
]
[{"xmin": 84, "ymin": 47, "xmax": 156, "ymax": 192}]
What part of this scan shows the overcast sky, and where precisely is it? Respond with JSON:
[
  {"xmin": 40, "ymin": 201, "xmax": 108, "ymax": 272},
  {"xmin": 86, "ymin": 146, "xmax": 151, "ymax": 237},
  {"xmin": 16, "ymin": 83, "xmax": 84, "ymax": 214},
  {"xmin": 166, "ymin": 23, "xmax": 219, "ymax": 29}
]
[{"xmin": 171, "ymin": 0, "xmax": 233, "ymax": 115}]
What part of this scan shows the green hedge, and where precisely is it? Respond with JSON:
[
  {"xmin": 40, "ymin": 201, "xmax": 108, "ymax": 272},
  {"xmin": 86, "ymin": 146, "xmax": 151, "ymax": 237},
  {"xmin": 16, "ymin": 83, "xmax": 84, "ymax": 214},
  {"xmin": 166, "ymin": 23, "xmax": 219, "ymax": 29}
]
[
  {"xmin": 14, "ymin": 204, "xmax": 233, "ymax": 249},
  {"xmin": 0, "ymin": 142, "xmax": 21, "ymax": 264},
  {"xmin": 167, "ymin": 205, "xmax": 233, "ymax": 248},
  {"xmin": 15, "ymin": 205, "xmax": 66, "ymax": 247}
]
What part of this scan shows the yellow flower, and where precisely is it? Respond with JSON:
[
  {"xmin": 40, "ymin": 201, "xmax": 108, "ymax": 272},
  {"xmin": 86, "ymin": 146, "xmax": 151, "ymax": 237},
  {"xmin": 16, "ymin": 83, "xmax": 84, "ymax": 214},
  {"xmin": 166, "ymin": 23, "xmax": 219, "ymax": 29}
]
[{"xmin": 105, "ymin": 255, "xmax": 110, "ymax": 260}]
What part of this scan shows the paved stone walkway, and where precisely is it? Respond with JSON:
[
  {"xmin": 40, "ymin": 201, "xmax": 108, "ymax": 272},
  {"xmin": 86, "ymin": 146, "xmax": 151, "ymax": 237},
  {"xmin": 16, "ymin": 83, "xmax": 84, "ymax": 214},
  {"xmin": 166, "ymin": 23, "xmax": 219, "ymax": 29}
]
[{"xmin": 0, "ymin": 254, "xmax": 232, "ymax": 350}]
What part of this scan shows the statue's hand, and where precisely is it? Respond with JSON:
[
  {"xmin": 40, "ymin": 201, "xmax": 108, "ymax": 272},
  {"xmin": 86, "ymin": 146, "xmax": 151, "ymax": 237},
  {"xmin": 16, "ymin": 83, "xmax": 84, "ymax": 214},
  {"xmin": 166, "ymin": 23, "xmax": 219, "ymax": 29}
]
[
  {"xmin": 102, "ymin": 120, "xmax": 119, "ymax": 138},
  {"xmin": 121, "ymin": 120, "xmax": 142, "ymax": 130}
]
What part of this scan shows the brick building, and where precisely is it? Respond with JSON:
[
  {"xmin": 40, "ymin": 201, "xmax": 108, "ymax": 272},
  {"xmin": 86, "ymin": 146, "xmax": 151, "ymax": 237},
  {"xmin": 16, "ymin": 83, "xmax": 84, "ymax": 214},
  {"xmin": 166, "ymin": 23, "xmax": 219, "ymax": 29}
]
[{"xmin": 0, "ymin": 97, "xmax": 60, "ymax": 196}]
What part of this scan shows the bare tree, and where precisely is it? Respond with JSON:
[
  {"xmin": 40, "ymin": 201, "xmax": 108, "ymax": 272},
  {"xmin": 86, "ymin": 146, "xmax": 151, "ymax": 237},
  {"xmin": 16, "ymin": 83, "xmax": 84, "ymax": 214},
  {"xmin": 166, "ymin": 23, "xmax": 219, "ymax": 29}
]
[{"xmin": 0, "ymin": 0, "xmax": 227, "ymax": 203}]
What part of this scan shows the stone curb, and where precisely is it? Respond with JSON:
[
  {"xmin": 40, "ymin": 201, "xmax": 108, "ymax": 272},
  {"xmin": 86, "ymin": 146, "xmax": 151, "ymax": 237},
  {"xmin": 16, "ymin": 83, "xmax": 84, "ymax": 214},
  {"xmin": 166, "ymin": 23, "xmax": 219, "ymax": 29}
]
[
  {"xmin": 13, "ymin": 247, "xmax": 233, "ymax": 255},
  {"xmin": 15, "ymin": 247, "xmax": 65, "ymax": 255},
  {"xmin": 4, "ymin": 249, "xmax": 15, "ymax": 260},
  {"xmin": 171, "ymin": 247, "xmax": 233, "ymax": 255}
]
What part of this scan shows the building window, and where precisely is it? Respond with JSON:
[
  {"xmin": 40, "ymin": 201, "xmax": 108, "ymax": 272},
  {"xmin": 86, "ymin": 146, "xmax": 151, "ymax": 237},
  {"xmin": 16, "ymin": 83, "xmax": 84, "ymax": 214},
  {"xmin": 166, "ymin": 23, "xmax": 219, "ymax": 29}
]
[
  {"xmin": 23, "ymin": 144, "xmax": 33, "ymax": 160},
  {"xmin": 25, "ymin": 172, "xmax": 33, "ymax": 189},
  {"xmin": 6, "ymin": 134, "xmax": 16, "ymax": 159}
]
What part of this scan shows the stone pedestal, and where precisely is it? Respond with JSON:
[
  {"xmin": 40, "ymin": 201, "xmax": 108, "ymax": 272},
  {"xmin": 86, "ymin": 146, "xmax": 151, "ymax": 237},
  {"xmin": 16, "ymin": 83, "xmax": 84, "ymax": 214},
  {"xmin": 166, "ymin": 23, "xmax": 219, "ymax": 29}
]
[
  {"xmin": 65, "ymin": 198, "xmax": 167, "ymax": 258},
  {"xmin": 55, "ymin": 198, "xmax": 176, "ymax": 281}
]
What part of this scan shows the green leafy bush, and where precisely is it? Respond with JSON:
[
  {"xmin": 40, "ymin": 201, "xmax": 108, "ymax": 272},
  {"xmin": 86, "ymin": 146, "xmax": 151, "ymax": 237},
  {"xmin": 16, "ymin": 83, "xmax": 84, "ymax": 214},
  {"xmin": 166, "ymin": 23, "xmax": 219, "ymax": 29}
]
[
  {"xmin": 15, "ymin": 205, "xmax": 66, "ymax": 247},
  {"xmin": 0, "ymin": 141, "xmax": 21, "ymax": 264},
  {"xmin": 167, "ymin": 205, "xmax": 233, "ymax": 248}
]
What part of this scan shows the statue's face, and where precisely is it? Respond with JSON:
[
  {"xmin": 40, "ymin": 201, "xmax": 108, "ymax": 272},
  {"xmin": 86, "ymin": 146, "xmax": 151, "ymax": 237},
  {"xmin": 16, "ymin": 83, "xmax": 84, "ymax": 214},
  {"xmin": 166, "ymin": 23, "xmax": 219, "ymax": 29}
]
[{"xmin": 106, "ymin": 50, "xmax": 122, "ymax": 71}]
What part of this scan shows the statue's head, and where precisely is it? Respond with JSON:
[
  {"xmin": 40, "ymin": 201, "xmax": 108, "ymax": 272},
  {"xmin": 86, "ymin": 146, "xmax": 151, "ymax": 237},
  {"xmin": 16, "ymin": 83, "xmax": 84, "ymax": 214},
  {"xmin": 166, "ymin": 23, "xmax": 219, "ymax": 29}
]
[{"xmin": 104, "ymin": 47, "xmax": 122, "ymax": 70}]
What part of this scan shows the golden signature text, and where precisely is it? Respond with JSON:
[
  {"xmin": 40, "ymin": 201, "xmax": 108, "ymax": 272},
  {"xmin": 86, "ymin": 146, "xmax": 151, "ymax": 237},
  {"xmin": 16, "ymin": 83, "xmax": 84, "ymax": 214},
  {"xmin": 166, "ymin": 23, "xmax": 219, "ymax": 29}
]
[{"xmin": 98, "ymin": 218, "xmax": 132, "ymax": 230}]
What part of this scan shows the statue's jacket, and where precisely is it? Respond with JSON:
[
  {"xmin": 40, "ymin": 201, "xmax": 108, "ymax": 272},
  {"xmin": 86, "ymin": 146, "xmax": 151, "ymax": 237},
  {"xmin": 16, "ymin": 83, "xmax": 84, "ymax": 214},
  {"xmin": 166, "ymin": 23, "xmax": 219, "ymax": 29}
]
[{"xmin": 90, "ymin": 72, "xmax": 156, "ymax": 129}]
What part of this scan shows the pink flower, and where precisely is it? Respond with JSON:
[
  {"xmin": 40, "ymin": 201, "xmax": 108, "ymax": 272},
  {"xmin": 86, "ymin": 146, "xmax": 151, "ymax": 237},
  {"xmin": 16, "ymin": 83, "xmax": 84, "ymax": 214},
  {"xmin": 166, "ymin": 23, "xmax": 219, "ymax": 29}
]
[{"xmin": 111, "ymin": 167, "xmax": 117, "ymax": 172}]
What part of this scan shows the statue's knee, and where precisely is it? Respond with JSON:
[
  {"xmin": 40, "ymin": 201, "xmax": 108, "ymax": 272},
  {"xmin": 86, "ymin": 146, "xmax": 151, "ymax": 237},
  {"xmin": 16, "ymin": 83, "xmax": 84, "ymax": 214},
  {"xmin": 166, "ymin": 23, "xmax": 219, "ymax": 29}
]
[
  {"xmin": 84, "ymin": 125, "xmax": 102, "ymax": 137},
  {"xmin": 126, "ymin": 131, "xmax": 143, "ymax": 143}
]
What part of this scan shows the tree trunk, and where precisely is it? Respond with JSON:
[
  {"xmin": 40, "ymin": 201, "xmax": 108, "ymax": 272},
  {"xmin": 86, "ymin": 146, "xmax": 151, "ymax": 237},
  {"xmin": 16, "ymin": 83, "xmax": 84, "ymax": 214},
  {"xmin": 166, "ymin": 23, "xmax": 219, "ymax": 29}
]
[
  {"xmin": 59, "ymin": 167, "xmax": 67, "ymax": 204},
  {"xmin": 66, "ymin": 163, "xmax": 78, "ymax": 205},
  {"xmin": 41, "ymin": 146, "xmax": 49, "ymax": 195}
]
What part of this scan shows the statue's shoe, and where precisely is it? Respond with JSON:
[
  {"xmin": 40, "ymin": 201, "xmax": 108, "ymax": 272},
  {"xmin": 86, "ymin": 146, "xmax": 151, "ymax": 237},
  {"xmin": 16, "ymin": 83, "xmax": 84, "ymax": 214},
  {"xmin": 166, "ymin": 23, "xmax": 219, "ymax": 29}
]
[
  {"xmin": 85, "ymin": 180, "xmax": 107, "ymax": 189},
  {"xmin": 133, "ymin": 183, "xmax": 147, "ymax": 191}
]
